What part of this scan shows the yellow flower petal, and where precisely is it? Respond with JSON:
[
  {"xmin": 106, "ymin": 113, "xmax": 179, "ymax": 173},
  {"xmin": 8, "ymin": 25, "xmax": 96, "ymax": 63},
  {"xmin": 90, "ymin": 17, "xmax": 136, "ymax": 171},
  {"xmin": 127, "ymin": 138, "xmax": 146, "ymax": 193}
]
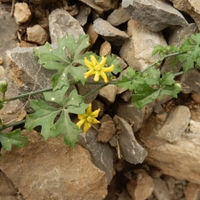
[
  {"xmin": 103, "ymin": 65, "xmax": 114, "ymax": 73},
  {"xmin": 99, "ymin": 56, "xmax": 107, "ymax": 66},
  {"xmin": 100, "ymin": 71, "xmax": 109, "ymax": 83},
  {"xmin": 76, "ymin": 119, "xmax": 86, "ymax": 128},
  {"xmin": 91, "ymin": 118, "xmax": 100, "ymax": 124},
  {"xmin": 94, "ymin": 72, "xmax": 100, "ymax": 82},
  {"xmin": 91, "ymin": 108, "xmax": 100, "ymax": 118},
  {"xmin": 83, "ymin": 121, "xmax": 91, "ymax": 133},
  {"xmin": 84, "ymin": 69, "xmax": 95, "ymax": 79},
  {"xmin": 84, "ymin": 57, "xmax": 93, "ymax": 69},
  {"xmin": 86, "ymin": 103, "xmax": 92, "ymax": 114},
  {"xmin": 90, "ymin": 55, "xmax": 98, "ymax": 65}
]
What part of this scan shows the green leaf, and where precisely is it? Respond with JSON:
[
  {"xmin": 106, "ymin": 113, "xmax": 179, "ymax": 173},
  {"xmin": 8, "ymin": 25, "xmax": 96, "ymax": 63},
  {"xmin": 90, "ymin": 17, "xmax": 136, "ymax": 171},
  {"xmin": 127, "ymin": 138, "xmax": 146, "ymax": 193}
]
[
  {"xmin": 34, "ymin": 34, "xmax": 90, "ymax": 90},
  {"xmin": 106, "ymin": 55, "xmax": 122, "ymax": 75},
  {"xmin": 0, "ymin": 129, "xmax": 28, "ymax": 151},
  {"xmin": 25, "ymin": 87, "xmax": 88, "ymax": 147}
]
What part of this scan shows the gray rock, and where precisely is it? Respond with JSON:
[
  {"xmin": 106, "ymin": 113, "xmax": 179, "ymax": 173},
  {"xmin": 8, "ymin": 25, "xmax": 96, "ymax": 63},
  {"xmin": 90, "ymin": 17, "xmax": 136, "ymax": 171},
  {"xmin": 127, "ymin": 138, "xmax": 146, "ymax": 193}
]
[
  {"xmin": 78, "ymin": 128, "xmax": 114, "ymax": 184},
  {"xmin": 116, "ymin": 103, "xmax": 145, "ymax": 132},
  {"xmin": 6, "ymin": 47, "xmax": 52, "ymax": 96},
  {"xmin": 107, "ymin": 7, "xmax": 130, "ymax": 26},
  {"xmin": 120, "ymin": 20, "xmax": 167, "ymax": 71},
  {"xmin": 99, "ymin": 84, "xmax": 118, "ymax": 104},
  {"xmin": 161, "ymin": 23, "xmax": 198, "ymax": 73},
  {"xmin": 113, "ymin": 115, "xmax": 148, "ymax": 164},
  {"xmin": 157, "ymin": 106, "xmax": 191, "ymax": 143},
  {"xmin": 76, "ymin": 4, "xmax": 91, "ymax": 26},
  {"xmin": 122, "ymin": 0, "xmax": 189, "ymax": 32},
  {"xmin": 49, "ymin": 9, "xmax": 85, "ymax": 44},
  {"xmin": 180, "ymin": 69, "xmax": 200, "ymax": 95},
  {"xmin": 93, "ymin": 18, "xmax": 129, "ymax": 47}
]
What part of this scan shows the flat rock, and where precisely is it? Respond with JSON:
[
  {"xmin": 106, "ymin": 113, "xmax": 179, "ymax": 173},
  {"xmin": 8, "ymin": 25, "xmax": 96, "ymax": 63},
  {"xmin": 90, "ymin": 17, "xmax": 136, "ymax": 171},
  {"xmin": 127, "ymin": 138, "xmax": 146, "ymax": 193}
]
[
  {"xmin": 116, "ymin": 102, "xmax": 145, "ymax": 132},
  {"xmin": 94, "ymin": 0, "xmax": 119, "ymax": 11},
  {"xmin": 93, "ymin": 18, "xmax": 129, "ymax": 47},
  {"xmin": 122, "ymin": 0, "xmax": 189, "ymax": 32},
  {"xmin": 107, "ymin": 7, "xmax": 130, "ymax": 26},
  {"xmin": 0, "ymin": 130, "xmax": 107, "ymax": 200},
  {"xmin": 120, "ymin": 20, "xmax": 167, "ymax": 71},
  {"xmin": 76, "ymin": 4, "xmax": 91, "ymax": 26},
  {"xmin": 6, "ymin": 47, "xmax": 52, "ymax": 96},
  {"xmin": 184, "ymin": 182, "xmax": 200, "ymax": 200},
  {"xmin": 27, "ymin": 25, "xmax": 49, "ymax": 45},
  {"xmin": 79, "ymin": 0, "xmax": 104, "ymax": 14},
  {"xmin": 157, "ymin": 106, "xmax": 191, "ymax": 143},
  {"xmin": 113, "ymin": 115, "xmax": 148, "ymax": 164},
  {"xmin": 49, "ymin": 8, "xmax": 85, "ymax": 44},
  {"xmin": 79, "ymin": 128, "xmax": 114, "ymax": 184}
]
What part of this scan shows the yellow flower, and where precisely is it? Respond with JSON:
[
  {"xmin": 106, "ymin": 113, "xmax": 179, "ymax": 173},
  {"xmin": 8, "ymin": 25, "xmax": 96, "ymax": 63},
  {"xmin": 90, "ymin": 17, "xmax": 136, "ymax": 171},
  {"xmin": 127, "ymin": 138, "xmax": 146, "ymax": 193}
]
[
  {"xmin": 84, "ymin": 55, "xmax": 114, "ymax": 83},
  {"xmin": 76, "ymin": 104, "xmax": 100, "ymax": 133}
]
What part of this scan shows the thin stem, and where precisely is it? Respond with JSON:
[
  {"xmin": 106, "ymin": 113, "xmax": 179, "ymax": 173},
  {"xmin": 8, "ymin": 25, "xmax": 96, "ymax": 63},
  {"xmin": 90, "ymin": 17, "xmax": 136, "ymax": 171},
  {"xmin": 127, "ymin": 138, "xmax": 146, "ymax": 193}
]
[
  {"xmin": 5, "ymin": 87, "xmax": 52, "ymax": 102},
  {"xmin": 142, "ymin": 51, "xmax": 187, "ymax": 73},
  {"xmin": 0, "ymin": 119, "xmax": 26, "ymax": 131}
]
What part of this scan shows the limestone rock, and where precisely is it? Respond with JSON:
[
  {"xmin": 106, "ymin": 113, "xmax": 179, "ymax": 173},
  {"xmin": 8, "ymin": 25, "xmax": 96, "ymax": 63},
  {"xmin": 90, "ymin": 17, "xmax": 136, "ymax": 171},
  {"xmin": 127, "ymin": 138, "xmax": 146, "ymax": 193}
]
[
  {"xmin": 116, "ymin": 103, "xmax": 145, "ymax": 132},
  {"xmin": 184, "ymin": 182, "xmax": 200, "ymax": 200},
  {"xmin": 79, "ymin": 0, "xmax": 104, "ymax": 14},
  {"xmin": 145, "ymin": 136, "xmax": 200, "ymax": 184},
  {"xmin": 14, "ymin": 3, "xmax": 32, "ymax": 24},
  {"xmin": 76, "ymin": 4, "xmax": 91, "ymax": 26},
  {"xmin": 157, "ymin": 106, "xmax": 191, "ymax": 143},
  {"xmin": 6, "ymin": 47, "xmax": 52, "ymax": 96},
  {"xmin": 114, "ymin": 115, "xmax": 148, "ymax": 164},
  {"xmin": 79, "ymin": 128, "xmax": 114, "ymax": 184},
  {"xmin": 153, "ymin": 178, "xmax": 171, "ymax": 200},
  {"xmin": 122, "ymin": 0, "xmax": 189, "ymax": 32},
  {"xmin": 120, "ymin": 20, "xmax": 167, "ymax": 71},
  {"xmin": 180, "ymin": 69, "xmax": 200, "ymax": 95},
  {"xmin": 94, "ymin": 0, "xmax": 119, "ymax": 11},
  {"xmin": 126, "ymin": 170, "xmax": 154, "ymax": 200},
  {"xmin": 169, "ymin": 0, "xmax": 200, "ymax": 31},
  {"xmin": 0, "ymin": 130, "xmax": 107, "ymax": 200},
  {"xmin": 97, "ymin": 114, "xmax": 116, "ymax": 143},
  {"xmin": 99, "ymin": 84, "xmax": 118, "ymax": 104},
  {"xmin": 49, "ymin": 9, "xmax": 85, "ymax": 44},
  {"xmin": 27, "ymin": 25, "xmax": 49, "ymax": 45},
  {"xmin": 86, "ymin": 23, "xmax": 99, "ymax": 46},
  {"xmin": 93, "ymin": 18, "xmax": 129, "ymax": 47},
  {"xmin": 107, "ymin": 7, "xmax": 130, "ymax": 26},
  {"xmin": 99, "ymin": 41, "xmax": 112, "ymax": 56}
]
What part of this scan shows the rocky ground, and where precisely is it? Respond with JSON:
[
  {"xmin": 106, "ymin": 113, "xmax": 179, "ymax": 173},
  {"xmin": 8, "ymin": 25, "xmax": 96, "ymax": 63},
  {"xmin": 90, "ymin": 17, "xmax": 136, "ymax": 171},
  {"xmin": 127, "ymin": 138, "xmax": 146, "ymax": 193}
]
[{"xmin": 1, "ymin": 0, "xmax": 200, "ymax": 200}]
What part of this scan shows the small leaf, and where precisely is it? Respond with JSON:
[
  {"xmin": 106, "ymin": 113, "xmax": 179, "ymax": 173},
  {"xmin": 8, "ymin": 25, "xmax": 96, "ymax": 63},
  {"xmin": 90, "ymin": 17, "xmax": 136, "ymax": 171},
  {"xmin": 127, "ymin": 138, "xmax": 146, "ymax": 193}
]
[{"xmin": 0, "ymin": 129, "xmax": 28, "ymax": 151}]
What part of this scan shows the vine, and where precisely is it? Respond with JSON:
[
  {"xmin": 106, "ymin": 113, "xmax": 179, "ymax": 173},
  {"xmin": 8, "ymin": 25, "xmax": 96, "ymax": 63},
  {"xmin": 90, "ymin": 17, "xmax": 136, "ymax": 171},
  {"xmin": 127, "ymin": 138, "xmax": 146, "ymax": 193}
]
[{"xmin": 0, "ymin": 33, "xmax": 200, "ymax": 153}]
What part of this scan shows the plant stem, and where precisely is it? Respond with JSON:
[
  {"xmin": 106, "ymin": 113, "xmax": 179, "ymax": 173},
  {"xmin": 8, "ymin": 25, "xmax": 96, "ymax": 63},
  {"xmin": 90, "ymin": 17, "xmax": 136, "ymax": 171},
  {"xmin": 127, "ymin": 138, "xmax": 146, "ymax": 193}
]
[
  {"xmin": 141, "ymin": 51, "xmax": 187, "ymax": 73},
  {"xmin": 5, "ymin": 88, "xmax": 53, "ymax": 102},
  {"xmin": 0, "ymin": 119, "xmax": 26, "ymax": 131}
]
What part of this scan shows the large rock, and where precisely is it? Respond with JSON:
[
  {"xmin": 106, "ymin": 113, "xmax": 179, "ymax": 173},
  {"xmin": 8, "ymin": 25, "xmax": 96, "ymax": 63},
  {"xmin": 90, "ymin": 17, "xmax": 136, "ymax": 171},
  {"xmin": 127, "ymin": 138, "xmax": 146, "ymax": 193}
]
[
  {"xmin": 120, "ymin": 20, "xmax": 167, "ymax": 71},
  {"xmin": 122, "ymin": 0, "xmax": 189, "ymax": 32},
  {"xmin": 93, "ymin": 18, "xmax": 129, "ymax": 47},
  {"xmin": 169, "ymin": 0, "xmax": 200, "ymax": 31},
  {"xmin": 113, "ymin": 115, "xmax": 148, "ymax": 164},
  {"xmin": 0, "ymin": 130, "xmax": 107, "ymax": 200},
  {"xmin": 49, "ymin": 9, "xmax": 85, "ymax": 44},
  {"xmin": 79, "ymin": 128, "xmax": 114, "ymax": 184},
  {"xmin": 157, "ymin": 106, "xmax": 191, "ymax": 143}
]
